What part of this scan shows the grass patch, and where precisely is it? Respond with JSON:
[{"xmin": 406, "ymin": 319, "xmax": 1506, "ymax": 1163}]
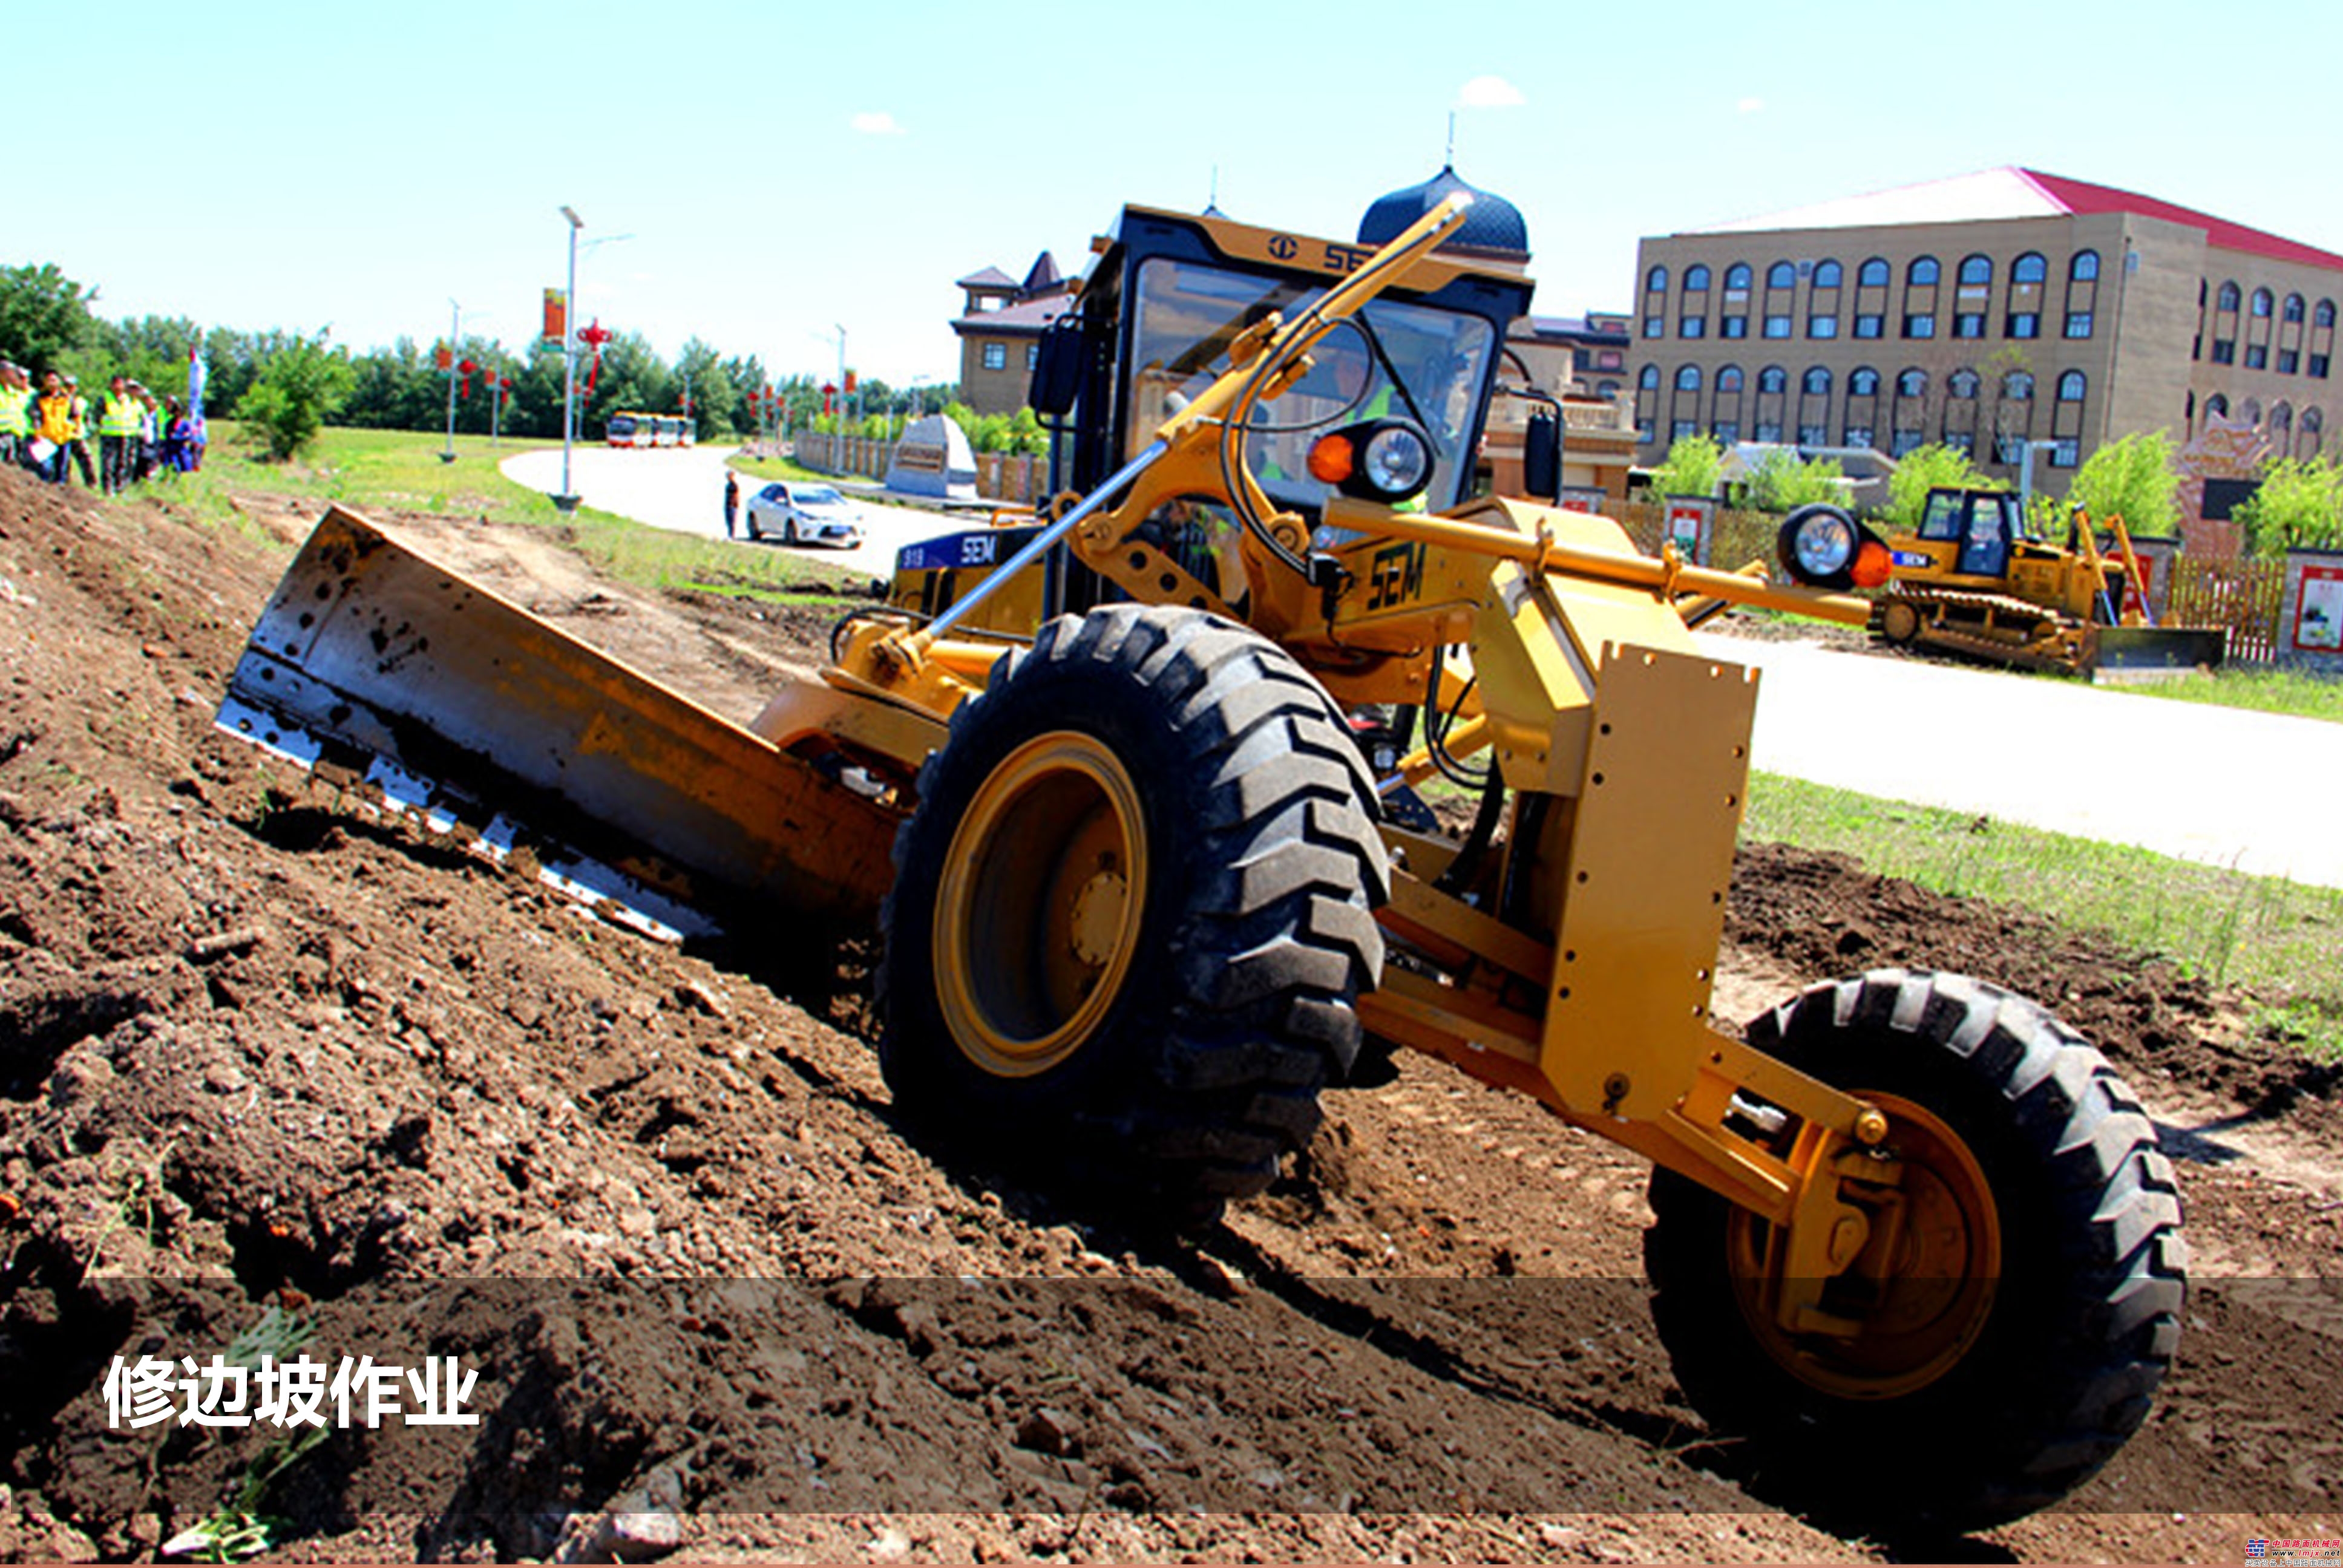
[
  {"xmin": 730, "ymin": 452, "xmax": 856, "ymax": 486},
  {"xmin": 2103, "ymin": 663, "xmax": 2343, "ymax": 725},
  {"xmin": 177, "ymin": 424, "xmax": 865, "ymax": 601},
  {"xmin": 1742, "ymin": 769, "xmax": 2343, "ymax": 1012}
]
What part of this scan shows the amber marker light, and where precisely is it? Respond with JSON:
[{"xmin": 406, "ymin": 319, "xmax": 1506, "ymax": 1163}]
[
  {"xmin": 1852, "ymin": 540, "xmax": 1893, "ymax": 588},
  {"xmin": 1307, "ymin": 434, "xmax": 1355, "ymax": 484}
]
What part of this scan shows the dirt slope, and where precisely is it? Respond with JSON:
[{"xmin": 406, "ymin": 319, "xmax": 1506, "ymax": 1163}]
[{"xmin": 1, "ymin": 468, "xmax": 2336, "ymax": 1564}]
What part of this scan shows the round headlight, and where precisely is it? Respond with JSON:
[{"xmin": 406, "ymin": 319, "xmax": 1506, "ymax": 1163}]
[
  {"xmin": 1777, "ymin": 504, "xmax": 1865, "ymax": 586},
  {"xmin": 1360, "ymin": 425, "xmax": 1430, "ymax": 500}
]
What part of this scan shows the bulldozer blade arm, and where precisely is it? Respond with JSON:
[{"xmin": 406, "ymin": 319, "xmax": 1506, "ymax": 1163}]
[
  {"xmin": 216, "ymin": 506, "xmax": 899, "ymax": 939},
  {"xmin": 2085, "ymin": 625, "xmax": 2228, "ymax": 682}
]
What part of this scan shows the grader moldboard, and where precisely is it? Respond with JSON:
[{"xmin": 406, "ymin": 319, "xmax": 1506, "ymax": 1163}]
[{"xmin": 216, "ymin": 196, "xmax": 2184, "ymax": 1532}]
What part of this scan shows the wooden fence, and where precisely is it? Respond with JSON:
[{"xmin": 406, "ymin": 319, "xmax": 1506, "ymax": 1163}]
[{"xmin": 2167, "ymin": 557, "xmax": 2289, "ymax": 665}]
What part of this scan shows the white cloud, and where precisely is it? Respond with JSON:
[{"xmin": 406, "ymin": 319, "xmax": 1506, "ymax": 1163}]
[
  {"xmin": 850, "ymin": 111, "xmax": 906, "ymax": 136},
  {"xmin": 1736, "ymin": 96, "xmax": 1766, "ymax": 115},
  {"xmin": 1456, "ymin": 75, "xmax": 1524, "ymax": 109}
]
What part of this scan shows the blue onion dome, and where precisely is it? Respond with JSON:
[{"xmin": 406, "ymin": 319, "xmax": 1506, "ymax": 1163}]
[{"xmin": 1358, "ymin": 165, "xmax": 1529, "ymax": 266}]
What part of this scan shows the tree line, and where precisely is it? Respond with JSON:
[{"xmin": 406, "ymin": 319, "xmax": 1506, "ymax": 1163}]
[{"xmin": 1, "ymin": 260, "xmax": 957, "ymax": 456}]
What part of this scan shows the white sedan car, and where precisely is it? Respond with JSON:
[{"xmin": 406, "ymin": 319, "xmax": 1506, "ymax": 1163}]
[{"xmin": 744, "ymin": 481, "xmax": 866, "ymax": 547}]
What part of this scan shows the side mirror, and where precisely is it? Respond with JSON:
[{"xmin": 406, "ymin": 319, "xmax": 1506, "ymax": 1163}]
[
  {"xmin": 1523, "ymin": 410, "xmax": 1562, "ymax": 503},
  {"xmin": 1029, "ymin": 318, "xmax": 1085, "ymax": 417}
]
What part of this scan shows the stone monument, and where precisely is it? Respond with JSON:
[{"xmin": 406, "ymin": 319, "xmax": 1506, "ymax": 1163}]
[{"xmin": 886, "ymin": 414, "xmax": 979, "ymax": 501}]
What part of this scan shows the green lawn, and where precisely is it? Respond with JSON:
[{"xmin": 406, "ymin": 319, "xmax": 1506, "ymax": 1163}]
[
  {"xmin": 2102, "ymin": 662, "xmax": 2343, "ymax": 725},
  {"xmin": 175, "ymin": 423, "xmax": 864, "ymax": 602}
]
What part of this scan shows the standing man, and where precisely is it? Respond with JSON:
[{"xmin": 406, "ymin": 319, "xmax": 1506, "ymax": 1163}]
[
  {"xmin": 0, "ymin": 361, "xmax": 31, "ymax": 469},
  {"xmin": 723, "ymin": 470, "xmax": 740, "ymax": 540},
  {"xmin": 63, "ymin": 374, "xmax": 96, "ymax": 486},
  {"xmin": 97, "ymin": 374, "xmax": 139, "ymax": 494},
  {"xmin": 32, "ymin": 370, "xmax": 76, "ymax": 483}
]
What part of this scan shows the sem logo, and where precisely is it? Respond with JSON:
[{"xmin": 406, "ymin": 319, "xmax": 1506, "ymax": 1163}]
[
  {"xmin": 959, "ymin": 533, "xmax": 997, "ymax": 566},
  {"xmin": 1365, "ymin": 541, "xmax": 1427, "ymax": 611},
  {"xmin": 1267, "ymin": 234, "xmax": 1299, "ymax": 261}
]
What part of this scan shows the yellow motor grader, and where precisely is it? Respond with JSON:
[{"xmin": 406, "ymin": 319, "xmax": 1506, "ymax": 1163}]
[
  {"xmin": 215, "ymin": 197, "xmax": 2183, "ymax": 1531},
  {"xmin": 1875, "ymin": 485, "xmax": 2226, "ymax": 678}
]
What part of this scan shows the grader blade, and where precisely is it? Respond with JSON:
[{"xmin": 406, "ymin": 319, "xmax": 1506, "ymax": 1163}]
[{"xmin": 215, "ymin": 506, "xmax": 897, "ymax": 939}]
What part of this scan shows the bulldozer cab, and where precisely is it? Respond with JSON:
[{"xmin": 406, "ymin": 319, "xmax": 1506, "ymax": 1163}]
[{"xmin": 1918, "ymin": 487, "xmax": 2021, "ymax": 578}]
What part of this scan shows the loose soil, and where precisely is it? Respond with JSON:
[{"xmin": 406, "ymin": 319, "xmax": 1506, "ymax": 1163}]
[{"xmin": 2, "ymin": 467, "xmax": 2337, "ymax": 1564}]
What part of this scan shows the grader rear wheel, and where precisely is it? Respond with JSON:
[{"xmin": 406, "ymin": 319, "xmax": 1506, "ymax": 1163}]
[
  {"xmin": 1645, "ymin": 969, "xmax": 2186, "ymax": 1533},
  {"xmin": 880, "ymin": 605, "xmax": 1388, "ymax": 1217}
]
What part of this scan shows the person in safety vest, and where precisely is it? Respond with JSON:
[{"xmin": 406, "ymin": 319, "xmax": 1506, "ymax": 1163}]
[
  {"xmin": 32, "ymin": 370, "xmax": 77, "ymax": 484},
  {"xmin": 98, "ymin": 374, "xmax": 141, "ymax": 494},
  {"xmin": 63, "ymin": 374, "xmax": 96, "ymax": 486},
  {"xmin": 0, "ymin": 361, "xmax": 33, "ymax": 469}
]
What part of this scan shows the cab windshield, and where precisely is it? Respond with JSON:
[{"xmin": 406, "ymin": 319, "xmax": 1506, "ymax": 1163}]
[{"xmin": 1122, "ymin": 256, "xmax": 1499, "ymax": 518}]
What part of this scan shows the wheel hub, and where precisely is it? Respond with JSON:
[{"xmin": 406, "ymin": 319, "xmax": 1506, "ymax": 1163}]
[
  {"xmin": 932, "ymin": 732, "xmax": 1149, "ymax": 1079},
  {"xmin": 1731, "ymin": 1092, "xmax": 2002, "ymax": 1400}
]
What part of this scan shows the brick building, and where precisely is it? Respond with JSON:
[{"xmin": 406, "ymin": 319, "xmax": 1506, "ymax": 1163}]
[
  {"xmin": 949, "ymin": 253, "xmax": 1076, "ymax": 416},
  {"xmin": 1627, "ymin": 168, "xmax": 2342, "ymax": 497}
]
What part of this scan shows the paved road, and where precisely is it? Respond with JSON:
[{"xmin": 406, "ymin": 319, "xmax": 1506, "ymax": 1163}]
[
  {"xmin": 498, "ymin": 444, "xmax": 952, "ymax": 578},
  {"xmin": 1697, "ymin": 633, "xmax": 2343, "ymax": 890}
]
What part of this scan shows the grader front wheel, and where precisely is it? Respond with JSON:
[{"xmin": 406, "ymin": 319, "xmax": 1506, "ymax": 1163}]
[
  {"xmin": 879, "ymin": 605, "xmax": 1388, "ymax": 1217},
  {"xmin": 1645, "ymin": 969, "xmax": 2186, "ymax": 1533}
]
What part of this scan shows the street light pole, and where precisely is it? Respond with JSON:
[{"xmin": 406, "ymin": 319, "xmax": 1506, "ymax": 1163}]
[{"xmin": 557, "ymin": 204, "xmax": 583, "ymax": 511}]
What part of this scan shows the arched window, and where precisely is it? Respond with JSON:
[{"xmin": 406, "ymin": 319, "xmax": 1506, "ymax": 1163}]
[
  {"xmin": 2003, "ymin": 370, "xmax": 2034, "ymax": 400},
  {"xmin": 1958, "ymin": 255, "xmax": 1993, "ymax": 286},
  {"xmin": 1758, "ymin": 366, "xmax": 1788, "ymax": 394},
  {"xmin": 2302, "ymin": 407, "xmax": 2325, "ymax": 457},
  {"xmin": 1638, "ymin": 364, "xmax": 1660, "ymax": 390},
  {"xmin": 2056, "ymin": 371, "xmax": 2086, "ymax": 402},
  {"xmin": 1858, "ymin": 258, "xmax": 1890, "ymax": 287},
  {"xmin": 1909, "ymin": 256, "xmax": 1940, "ymax": 286},
  {"xmin": 2319, "ymin": 300, "xmax": 2338, "ymax": 328},
  {"xmin": 1766, "ymin": 260, "xmax": 1796, "ymax": 289},
  {"xmin": 1597, "ymin": 380, "xmax": 1619, "ymax": 398},
  {"xmin": 1675, "ymin": 365, "xmax": 1702, "ymax": 391},
  {"xmin": 1684, "ymin": 264, "xmax": 1712, "ymax": 292},
  {"xmin": 1725, "ymin": 262, "xmax": 1752, "ymax": 292},
  {"xmin": 2243, "ymin": 397, "xmax": 2262, "ymax": 424},
  {"xmin": 2013, "ymin": 253, "xmax": 2048, "ymax": 284},
  {"xmin": 1897, "ymin": 369, "xmax": 1928, "ymax": 398},
  {"xmin": 1948, "ymin": 368, "xmax": 1981, "ymax": 399},
  {"xmin": 1717, "ymin": 365, "xmax": 1745, "ymax": 393},
  {"xmin": 2206, "ymin": 393, "xmax": 2229, "ymax": 420},
  {"xmin": 1850, "ymin": 368, "xmax": 1881, "ymax": 396},
  {"xmin": 2218, "ymin": 281, "xmax": 2241, "ymax": 311},
  {"xmin": 2252, "ymin": 288, "xmax": 2275, "ymax": 318},
  {"xmin": 2070, "ymin": 250, "xmax": 2100, "ymax": 282},
  {"xmin": 1814, "ymin": 260, "xmax": 1843, "ymax": 288},
  {"xmin": 2272, "ymin": 401, "xmax": 2294, "ymax": 437},
  {"xmin": 1803, "ymin": 367, "xmax": 1831, "ymax": 395},
  {"xmin": 1647, "ymin": 265, "xmax": 1670, "ymax": 293},
  {"xmin": 2285, "ymin": 293, "xmax": 2306, "ymax": 323}
]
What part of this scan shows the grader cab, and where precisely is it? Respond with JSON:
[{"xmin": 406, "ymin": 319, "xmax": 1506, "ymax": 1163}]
[{"xmin": 216, "ymin": 197, "xmax": 2183, "ymax": 1531}]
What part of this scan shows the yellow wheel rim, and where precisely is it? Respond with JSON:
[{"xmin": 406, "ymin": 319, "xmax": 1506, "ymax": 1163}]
[
  {"xmin": 1731, "ymin": 1093, "xmax": 2004, "ymax": 1400},
  {"xmin": 932, "ymin": 731, "xmax": 1149, "ymax": 1079}
]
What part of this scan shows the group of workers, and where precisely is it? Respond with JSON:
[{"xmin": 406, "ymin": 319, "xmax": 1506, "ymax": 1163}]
[{"xmin": 0, "ymin": 360, "xmax": 205, "ymax": 494}]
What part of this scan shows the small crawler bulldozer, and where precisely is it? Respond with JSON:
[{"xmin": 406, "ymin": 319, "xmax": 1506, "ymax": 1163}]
[
  {"xmin": 1875, "ymin": 485, "xmax": 2226, "ymax": 678},
  {"xmin": 216, "ymin": 198, "xmax": 2184, "ymax": 1531}
]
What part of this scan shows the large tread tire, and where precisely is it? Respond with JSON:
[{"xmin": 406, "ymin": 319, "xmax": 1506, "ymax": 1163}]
[
  {"xmin": 1645, "ymin": 967, "xmax": 2186, "ymax": 1534},
  {"xmin": 879, "ymin": 604, "xmax": 1387, "ymax": 1219}
]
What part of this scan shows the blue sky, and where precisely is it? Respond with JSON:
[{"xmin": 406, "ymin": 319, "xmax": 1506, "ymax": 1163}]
[{"xmin": 12, "ymin": 0, "xmax": 2339, "ymax": 386}]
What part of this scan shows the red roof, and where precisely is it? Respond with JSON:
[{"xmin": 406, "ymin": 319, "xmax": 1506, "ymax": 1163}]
[{"xmin": 2019, "ymin": 169, "xmax": 2343, "ymax": 273}]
